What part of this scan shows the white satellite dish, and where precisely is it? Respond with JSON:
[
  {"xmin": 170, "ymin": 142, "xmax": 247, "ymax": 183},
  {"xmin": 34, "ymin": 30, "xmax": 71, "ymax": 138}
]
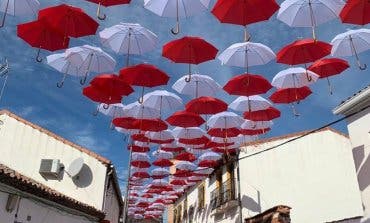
[{"xmin": 67, "ymin": 157, "xmax": 84, "ymax": 178}]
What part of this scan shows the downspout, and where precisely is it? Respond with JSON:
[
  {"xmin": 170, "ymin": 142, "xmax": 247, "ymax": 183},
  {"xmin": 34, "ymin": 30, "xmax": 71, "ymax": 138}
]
[{"xmin": 236, "ymin": 152, "xmax": 243, "ymax": 223}]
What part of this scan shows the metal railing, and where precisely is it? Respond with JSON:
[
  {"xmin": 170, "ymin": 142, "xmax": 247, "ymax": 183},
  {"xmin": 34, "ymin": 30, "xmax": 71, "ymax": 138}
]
[{"xmin": 210, "ymin": 178, "xmax": 236, "ymax": 210}]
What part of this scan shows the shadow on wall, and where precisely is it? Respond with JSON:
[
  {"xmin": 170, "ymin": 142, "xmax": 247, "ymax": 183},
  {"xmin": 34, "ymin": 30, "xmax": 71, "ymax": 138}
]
[
  {"xmin": 353, "ymin": 145, "xmax": 370, "ymax": 191},
  {"xmin": 242, "ymin": 195, "xmax": 261, "ymax": 213},
  {"xmin": 72, "ymin": 164, "xmax": 93, "ymax": 188}
]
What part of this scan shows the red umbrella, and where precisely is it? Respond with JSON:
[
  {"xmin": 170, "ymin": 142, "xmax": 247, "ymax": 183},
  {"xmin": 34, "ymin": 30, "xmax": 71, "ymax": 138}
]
[
  {"xmin": 277, "ymin": 39, "xmax": 332, "ymax": 65},
  {"xmin": 170, "ymin": 179, "xmax": 188, "ymax": 186},
  {"xmin": 340, "ymin": 0, "xmax": 370, "ymax": 25},
  {"xmin": 113, "ymin": 117, "xmax": 137, "ymax": 129},
  {"xmin": 128, "ymin": 145, "xmax": 150, "ymax": 153},
  {"xmin": 132, "ymin": 172, "xmax": 150, "ymax": 179},
  {"xmin": 83, "ymin": 85, "xmax": 122, "ymax": 105},
  {"xmin": 241, "ymin": 128, "xmax": 271, "ymax": 136},
  {"xmin": 269, "ymin": 87, "xmax": 312, "ymax": 116},
  {"xmin": 85, "ymin": 0, "xmax": 131, "ymax": 20},
  {"xmin": 162, "ymin": 36, "xmax": 218, "ymax": 82},
  {"xmin": 160, "ymin": 146, "xmax": 184, "ymax": 153},
  {"xmin": 90, "ymin": 74, "xmax": 134, "ymax": 97},
  {"xmin": 185, "ymin": 96, "xmax": 228, "ymax": 114},
  {"xmin": 17, "ymin": 19, "xmax": 69, "ymax": 62},
  {"xmin": 211, "ymin": 0, "xmax": 279, "ymax": 41},
  {"xmin": 173, "ymin": 169, "xmax": 193, "ymax": 177},
  {"xmin": 206, "ymin": 141, "xmax": 234, "ymax": 148},
  {"xmin": 212, "ymin": 147, "xmax": 238, "ymax": 154},
  {"xmin": 152, "ymin": 159, "xmax": 174, "ymax": 167},
  {"xmin": 175, "ymin": 152, "xmax": 197, "ymax": 162},
  {"xmin": 131, "ymin": 134, "xmax": 150, "ymax": 142},
  {"xmin": 178, "ymin": 136, "xmax": 210, "ymax": 145},
  {"xmin": 38, "ymin": 4, "xmax": 99, "ymax": 38},
  {"xmin": 208, "ymin": 128, "xmax": 241, "ymax": 138},
  {"xmin": 119, "ymin": 64, "xmax": 170, "ymax": 103},
  {"xmin": 243, "ymin": 107, "xmax": 281, "ymax": 121},
  {"xmin": 132, "ymin": 119, "xmax": 168, "ymax": 132},
  {"xmin": 166, "ymin": 111, "xmax": 205, "ymax": 128},
  {"xmin": 223, "ymin": 73, "xmax": 272, "ymax": 96},
  {"xmin": 131, "ymin": 160, "xmax": 151, "ymax": 168},
  {"xmin": 308, "ymin": 58, "xmax": 350, "ymax": 94},
  {"xmin": 198, "ymin": 160, "xmax": 219, "ymax": 168}
]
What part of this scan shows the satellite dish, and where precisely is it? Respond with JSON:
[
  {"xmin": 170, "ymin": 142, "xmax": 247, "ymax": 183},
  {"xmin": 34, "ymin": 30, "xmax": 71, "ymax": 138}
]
[{"xmin": 67, "ymin": 157, "xmax": 84, "ymax": 178}]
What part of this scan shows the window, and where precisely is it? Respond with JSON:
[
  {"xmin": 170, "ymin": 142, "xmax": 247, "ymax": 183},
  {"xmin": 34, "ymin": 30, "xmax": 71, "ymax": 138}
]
[
  {"xmin": 198, "ymin": 183, "xmax": 205, "ymax": 209},
  {"xmin": 226, "ymin": 163, "xmax": 235, "ymax": 198}
]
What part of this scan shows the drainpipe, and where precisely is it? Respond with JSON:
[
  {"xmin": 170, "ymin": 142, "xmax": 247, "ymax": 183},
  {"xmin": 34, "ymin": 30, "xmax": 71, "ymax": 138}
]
[{"xmin": 236, "ymin": 152, "xmax": 243, "ymax": 223}]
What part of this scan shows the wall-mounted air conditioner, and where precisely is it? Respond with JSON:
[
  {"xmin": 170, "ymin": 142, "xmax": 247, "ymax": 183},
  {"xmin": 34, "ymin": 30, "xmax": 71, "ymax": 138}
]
[{"xmin": 39, "ymin": 159, "xmax": 61, "ymax": 179}]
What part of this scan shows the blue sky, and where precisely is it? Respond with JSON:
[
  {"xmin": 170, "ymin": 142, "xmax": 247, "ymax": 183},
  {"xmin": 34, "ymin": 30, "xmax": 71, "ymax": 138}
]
[{"xmin": 0, "ymin": 0, "xmax": 369, "ymax": 186}]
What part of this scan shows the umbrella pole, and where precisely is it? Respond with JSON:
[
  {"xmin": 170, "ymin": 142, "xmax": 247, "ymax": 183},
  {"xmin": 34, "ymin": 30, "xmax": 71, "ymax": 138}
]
[
  {"xmin": 244, "ymin": 26, "xmax": 251, "ymax": 42},
  {"xmin": 93, "ymin": 104, "xmax": 100, "ymax": 116},
  {"xmin": 304, "ymin": 63, "xmax": 312, "ymax": 82},
  {"xmin": 80, "ymin": 53, "xmax": 94, "ymax": 85},
  {"xmin": 326, "ymin": 77, "xmax": 333, "ymax": 95},
  {"xmin": 171, "ymin": 0, "xmax": 180, "ymax": 35},
  {"xmin": 126, "ymin": 30, "xmax": 132, "ymax": 67},
  {"xmin": 97, "ymin": 2, "xmax": 107, "ymax": 20},
  {"xmin": 291, "ymin": 103, "xmax": 300, "ymax": 117},
  {"xmin": 138, "ymin": 86, "xmax": 145, "ymax": 104},
  {"xmin": 349, "ymin": 35, "xmax": 367, "ymax": 70},
  {"xmin": 36, "ymin": 48, "xmax": 43, "ymax": 63},
  {"xmin": 245, "ymin": 46, "xmax": 249, "ymax": 73},
  {"xmin": 57, "ymin": 62, "xmax": 70, "ymax": 88},
  {"xmin": 185, "ymin": 64, "xmax": 192, "ymax": 83},
  {"xmin": 308, "ymin": 0, "xmax": 317, "ymax": 40},
  {"xmin": 0, "ymin": 0, "xmax": 9, "ymax": 28},
  {"xmin": 0, "ymin": 73, "xmax": 9, "ymax": 103}
]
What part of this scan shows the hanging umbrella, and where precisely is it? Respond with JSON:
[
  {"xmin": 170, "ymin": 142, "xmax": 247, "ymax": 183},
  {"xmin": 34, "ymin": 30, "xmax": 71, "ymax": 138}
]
[
  {"xmin": 242, "ymin": 120, "xmax": 273, "ymax": 130},
  {"xmin": 193, "ymin": 167, "xmax": 214, "ymax": 176},
  {"xmin": 331, "ymin": 28, "xmax": 370, "ymax": 70},
  {"xmin": 172, "ymin": 127, "xmax": 205, "ymax": 139},
  {"xmin": 0, "ymin": 0, "xmax": 40, "ymax": 28},
  {"xmin": 160, "ymin": 142, "xmax": 184, "ymax": 153},
  {"xmin": 151, "ymin": 168, "xmax": 170, "ymax": 179},
  {"xmin": 46, "ymin": 53, "xmax": 83, "ymax": 88},
  {"xmin": 83, "ymin": 85, "xmax": 122, "ymax": 105},
  {"xmin": 98, "ymin": 103, "xmax": 125, "ymax": 117},
  {"xmin": 208, "ymin": 128, "xmax": 241, "ymax": 138},
  {"xmin": 38, "ymin": 4, "xmax": 99, "ymax": 38},
  {"xmin": 131, "ymin": 152, "xmax": 151, "ymax": 168},
  {"xmin": 166, "ymin": 111, "xmax": 205, "ymax": 127},
  {"xmin": 207, "ymin": 112, "xmax": 244, "ymax": 129},
  {"xmin": 99, "ymin": 23, "xmax": 158, "ymax": 66},
  {"xmin": 122, "ymin": 102, "xmax": 160, "ymax": 119},
  {"xmin": 128, "ymin": 145, "xmax": 150, "ymax": 153},
  {"xmin": 133, "ymin": 119, "xmax": 168, "ymax": 132},
  {"xmin": 223, "ymin": 73, "xmax": 272, "ymax": 96},
  {"xmin": 90, "ymin": 74, "xmax": 134, "ymax": 98},
  {"xmin": 152, "ymin": 150, "xmax": 174, "ymax": 160},
  {"xmin": 218, "ymin": 42, "xmax": 276, "ymax": 71},
  {"xmin": 308, "ymin": 58, "xmax": 350, "ymax": 94},
  {"xmin": 153, "ymin": 158, "xmax": 174, "ymax": 167},
  {"xmin": 199, "ymin": 151, "xmax": 221, "ymax": 161},
  {"xmin": 65, "ymin": 45, "xmax": 116, "ymax": 84},
  {"xmin": 272, "ymin": 67, "xmax": 319, "ymax": 88},
  {"xmin": 185, "ymin": 96, "xmax": 228, "ymax": 115},
  {"xmin": 144, "ymin": 0, "xmax": 211, "ymax": 34},
  {"xmin": 198, "ymin": 160, "xmax": 219, "ymax": 168},
  {"xmin": 339, "ymin": 0, "xmax": 370, "ymax": 25},
  {"xmin": 277, "ymin": 0, "xmax": 345, "ymax": 39},
  {"xmin": 170, "ymin": 179, "xmax": 188, "ymax": 186},
  {"xmin": 17, "ymin": 19, "xmax": 69, "ymax": 62},
  {"xmin": 176, "ymin": 161, "xmax": 197, "ymax": 170},
  {"xmin": 132, "ymin": 171, "xmax": 150, "ymax": 179},
  {"xmin": 243, "ymin": 107, "xmax": 281, "ymax": 121},
  {"xmin": 241, "ymin": 128, "xmax": 271, "ymax": 136},
  {"xmin": 211, "ymin": 0, "xmax": 279, "ymax": 41},
  {"xmin": 175, "ymin": 152, "xmax": 197, "ymax": 162},
  {"xmin": 270, "ymin": 86, "xmax": 312, "ymax": 116},
  {"xmin": 131, "ymin": 133, "xmax": 150, "ymax": 143},
  {"xmin": 120, "ymin": 64, "xmax": 169, "ymax": 103},
  {"xmin": 142, "ymin": 90, "xmax": 183, "ymax": 118},
  {"xmin": 113, "ymin": 117, "xmax": 137, "ymax": 129},
  {"xmin": 229, "ymin": 95, "xmax": 272, "ymax": 113},
  {"xmin": 86, "ymin": 0, "xmax": 131, "ymax": 20},
  {"xmin": 277, "ymin": 39, "xmax": 332, "ymax": 66},
  {"xmin": 178, "ymin": 136, "xmax": 210, "ymax": 145},
  {"xmin": 172, "ymin": 74, "xmax": 222, "ymax": 98},
  {"xmin": 163, "ymin": 36, "xmax": 218, "ymax": 82},
  {"xmin": 188, "ymin": 175, "xmax": 204, "ymax": 183},
  {"xmin": 147, "ymin": 130, "xmax": 175, "ymax": 144}
]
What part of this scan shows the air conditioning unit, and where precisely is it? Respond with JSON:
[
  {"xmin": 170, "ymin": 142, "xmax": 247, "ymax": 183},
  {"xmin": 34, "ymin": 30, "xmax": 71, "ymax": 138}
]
[{"xmin": 39, "ymin": 159, "xmax": 61, "ymax": 179}]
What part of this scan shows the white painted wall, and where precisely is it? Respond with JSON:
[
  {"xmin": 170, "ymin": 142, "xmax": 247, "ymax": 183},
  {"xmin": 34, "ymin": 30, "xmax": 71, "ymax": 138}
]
[
  {"xmin": 104, "ymin": 179, "xmax": 121, "ymax": 223},
  {"xmin": 0, "ymin": 113, "xmax": 108, "ymax": 210},
  {"xmin": 346, "ymin": 107, "xmax": 370, "ymax": 222}
]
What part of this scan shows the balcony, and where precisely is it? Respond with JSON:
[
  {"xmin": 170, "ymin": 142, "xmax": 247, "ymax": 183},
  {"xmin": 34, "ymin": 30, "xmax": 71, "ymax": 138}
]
[{"xmin": 210, "ymin": 179, "xmax": 239, "ymax": 214}]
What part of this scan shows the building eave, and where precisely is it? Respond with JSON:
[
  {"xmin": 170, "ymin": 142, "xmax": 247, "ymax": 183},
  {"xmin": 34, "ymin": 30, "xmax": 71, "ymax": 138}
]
[{"xmin": 333, "ymin": 85, "xmax": 370, "ymax": 115}]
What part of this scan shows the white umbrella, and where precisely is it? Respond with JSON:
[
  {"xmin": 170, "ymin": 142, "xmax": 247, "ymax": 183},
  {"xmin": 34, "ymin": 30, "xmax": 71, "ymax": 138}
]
[
  {"xmin": 0, "ymin": 0, "xmax": 40, "ymax": 28},
  {"xmin": 176, "ymin": 161, "xmax": 196, "ymax": 170},
  {"xmin": 198, "ymin": 151, "xmax": 221, "ymax": 161},
  {"xmin": 242, "ymin": 120, "xmax": 273, "ymax": 130},
  {"xmin": 172, "ymin": 127, "xmax": 205, "ymax": 139},
  {"xmin": 207, "ymin": 112, "xmax": 244, "ymax": 129},
  {"xmin": 194, "ymin": 167, "xmax": 214, "ymax": 175},
  {"xmin": 65, "ymin": 45, "xmax": 116, "ymax": 85},
  {"xmin": 99, "ymin": 23, "xmax": 158, "ymax": 66},
  {"xmin": 122, "ymin": 102, "xmax": 160, "ymax": 119},
  {"xmin": 152, "ymin": 150, "xmax": 173, "ymax": 159},
  {"xmin": 172, "ymin": 74, "xmax": 221, "ymax": 98},
  {"xmin": 146, "ymin": 130, "xmax": 174, "ymax": 143},
  {"xmin": 144, "ymin": 0, "xmax": 210, "ymax": 34},
  {"xmin": 272, "ymin": 67, "xmax": 319, "ymax": 88},
  {"xmin": 229, "ymin": 95, "xmax": 272, "ymax": 113},
  {"xmin": 115, "ymin": 127, "xmax": 140, "ymax": 136},
  {"xmin": 218, "ymin": 42, "xmax": 275, "ymax": 71},
  {"xmin": 142, "ymin": 90, "xmax": 183, "ymax": 117},
  {"xmin": 277, "ymin": 0, "xmax": 345, "ymax": 39},
  {"xmin": 152, "ymin": 179, "xmax": 169, "ymax": 187},
  {"xmin": 151, "ymin": 168, "xmax": 170, "ymax": 177},
  {"xmin": 331, "ymin": 28, "xmax": 370, "ymax": 70},
  {"xmin": 132, "ymin": 152, "xmax": 150, "ymax": 162},
  {"xmin": 46, "ymin": 53, "xmax": 84, "ymax": 88},
  {"xmin": 98, "ymin": 103, "xmax": 125, "ymax": 117},
  {"xmin": 134, "ymin": 141, "xmax": 157, "ymax": 148}
]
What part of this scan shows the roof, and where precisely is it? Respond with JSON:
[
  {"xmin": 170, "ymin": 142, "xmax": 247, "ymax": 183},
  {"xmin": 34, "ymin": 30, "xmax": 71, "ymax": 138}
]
[
  {"xmin": 0, "ymin": 163, "xmax": 105, "ymax": 219},
  {"xmin": 244, "ymin": 205, "xmax": 291, "ymax": 223},
  {"xmin": 242, "ymin": 127, "xmax": 348, "ymax": 148},
  {"xmin": 333, "ymin": 84, "xmax": 370, "ymax": 115},
  {"xmin": 0, "ymin": 109, "xmax": 111, "ymax": 166}
]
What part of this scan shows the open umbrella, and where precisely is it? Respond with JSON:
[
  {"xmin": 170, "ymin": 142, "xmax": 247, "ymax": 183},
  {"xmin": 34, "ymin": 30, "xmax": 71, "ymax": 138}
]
[
  {"xmin": 331, "ymin": 28, "xmax": 370, "ymax": 70},
  {"xmin": 163, "ymin": 36, "xmax": 218, "ymax": 82},
  {"xmin": 0, "ymin": 0, "xmax": 39, "ymax": 28},
  {"xmin": 223, "ymin": 73, "xmax": 272, "ymax": 96},
  {"xmin": 122, "ymin": 102, "xmax": 160, "ymax": 119},
  {"xmin": 120, "ymin": 64, "xmax": 169, "ymax": 103},
  {"xmin": 99, "ymin": 23, "xmax": 158, "ymax": 66},
  {"xmin": 147, "ymin": 130, "xmax": 174, "ymax": 144},
  {"xmin": 270, "ymin": 86, "xmax": 312, "ymax": 116},
  {"xmin": 176, "ymin": 161, "xmax": 197, "ymax": 170},
  {"xmin": 83, "ymin": 85, "xmax": 122, "ymax": 105},
  {"xmin": 142, "ymin": 90, "xmax": 183, "ymax": 118},
  {"xmin": 178, "ymin": 135, "xmax": 210, "ymax": 145},
  {"xmin": 65, "ymin": 45, "xmax": 116, "ymax": 84},
  {"xmin": 175, "ymin": 152, "xmax": 197, "ymax": 162},
  {"xmin": 308, "ymin": 58, "xmax": 349, "ymax": 94},
  {"xmin": 277, "ymin": 0, "xmax": 345, "ymax": 39},
  {"xmin": 229, "ymin": 95, "xmax": 272, "ymax": 113},
  {"xmin": 172, "ymin": 127, "xmax": 205, "ymax": 139},
  {"xmin": 340, "ymin": 0, "xmax": 370, "ymax": 25},
  {"xmin": 153, "ymin": 158, "xmax": 174, "ymax": 167},
  {"xmin": 207, "ymin": 111, "xmax": 245, "ymax": 129},
  {"xmin": 172, "ymin": 74, "xmax": 221, "ymax": 98},
  {"xmin": 243, "ymin": 107, "xmax": 281, "ymax": 121},
  {"xmin": 144, "ymin": 0, "xmax": 210, "ymax": 34},
  {"xmin": 242, "ymin": 120, "xmax": 273, "ymax": 130},
  {"xmin": 133, "ymin": 119, "xmax": 168, "ymax": 132},
  {"xmin": 17, "ymin": 19, "xmax": 69, "ymax": 62},
  {"xmin": 151, "ymin": 168, "xmax": 170, "ymax": 179},
  {"xmin": 272, "ymin": 67, "xmax": 319, "ymax": 88},
  {"xmin": 90, "ymin": 74, "xmax": 134, "ymax": 98},
  {"xmin": 131, "ymin": 152, "xmax": 151, "ymax": 168},
  {"xmin": 185, "ymin": 96, "xmax": 228, "ymax": 115},
  {"xmin": 193, "ymin": 167, "xmax": 214, "ymax": 176},
  {"xmin": 208, "ymin": 128, "xmax": 241, "ymax": 138},
  {"xmin": 167, "ymin": 111, "xmax": 205, "ymax": 127},
  {"xmin": 160, "ymin": 141, "xmax": 184, "ymax": 152},
  {"xmin": 86, "ymin": 0, "xmax": 131, "ymax": 20}
]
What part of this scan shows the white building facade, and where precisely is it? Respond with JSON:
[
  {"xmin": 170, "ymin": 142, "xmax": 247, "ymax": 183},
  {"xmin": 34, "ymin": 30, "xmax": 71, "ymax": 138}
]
[
  {"xmin": 169, "ymin": 128, "xmax": 363, "ymax": 223},
  {"xmin": 0, "ymin": 110, "xmax": 123, "ymax": 223},
  {"xmin": 334, "ymin": 85, "xmax": 370, "ymax": 223}
]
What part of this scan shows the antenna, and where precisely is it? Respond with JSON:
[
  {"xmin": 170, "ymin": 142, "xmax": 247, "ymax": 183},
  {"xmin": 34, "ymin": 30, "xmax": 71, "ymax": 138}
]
[{"xmin": 66, "ymin": 157, "xmax": 84, "ymax": 178}]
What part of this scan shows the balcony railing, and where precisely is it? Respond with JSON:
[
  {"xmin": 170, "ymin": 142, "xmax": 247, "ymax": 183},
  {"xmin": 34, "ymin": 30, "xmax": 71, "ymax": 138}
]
[{"xmin": 210, "ymin": 178, "xmax": 236, "ymax": 210}]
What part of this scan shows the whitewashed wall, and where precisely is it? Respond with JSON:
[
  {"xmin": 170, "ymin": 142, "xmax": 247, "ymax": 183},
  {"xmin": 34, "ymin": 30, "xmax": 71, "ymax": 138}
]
[
  {"xmin": 104, "ymin": 179, "xmax": 121, "ymax": 223},
  {"xmin": 0, "ymin": 113, "xmax": 108, "ymax": 210}
]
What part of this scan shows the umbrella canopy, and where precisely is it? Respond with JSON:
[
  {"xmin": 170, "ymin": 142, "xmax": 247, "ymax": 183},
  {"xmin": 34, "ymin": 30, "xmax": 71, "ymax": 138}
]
[
  {"xmin": 133, "ymin": 119, "xmax": 168, "ymax": 132},
  {"xmin": 194, "ymin": 167, "xmax": 214, "ymax": 176},
  {"xmin": 0, "ymin": 0, "xmax": 40, "ymax": 27},
  {"xmin": 270, "ymin": 86, "xmax": 312, "ymax": 115},
  {"xmin": 178, "ymin": 136, "xmax": 210, "ymax": 145},
  {"xmin": 340, "ymin": 0, "xmax": 370, "ymax": 25},
  {"xmin": 176, "ymin": 161, "xmax": 197, "ymax": 170},
  {"xmin": 90, "ymin": 74, "xmax": 134, "ymax": 97},
  {"xmin": 152, "ymin": 150, "xmax": 174, "ymax": 160},
  {"xmin": 151, "ymin": 168, "xmax": 170, "ymax": 178},
  {"xmin": 272, "ymin": 67, "xmax": 319, "ymax": 88},
  {"xmin": 243, "ymin": 107, "xmax": 281, "ymax": 121},
  {"xmin": 122, "ymin": 102, "xmax": 160, "ymax": 119},
  {"xmin": 83, "ymin": 85, "xmax": 122, "ymax": 105},
  {"xmin": 172, "ymin": 127, "xmax": 205, "ymax": 139},
  {"xmin": 223, "ymin": 73, "xmax": 272, "ymax": 96},
  {"xmin": 128, "ymin": 145, "xmax": 150, "ymax": 153},
  {"xmin": 146, "ymin": 130, "xmax": 174, "ymax": 144},
  {"xmin": 331, "ymin": 28, "xmax": 370, "ymax": 70},
  {"xmin": 198, "ymin": 160, "xmax": 219, "ymax": 168},
  {"xmin": 99, "ymin": 23, "xmax": 157, "ymax": 65},
  {"xmin": 229, "ymin": 95, "xmax": 272, "ymax": 113},
  {"xmin": 185, "ymin": 96, "xmax": 228, "ymax": 115},
  {"xmin": 85, "ymin": 0, "xmax": 130, "ymax": 20},
  {"xmin": 152, "ymin": 158, "xmax": 174, "ymax": 167},
  {"xmin": 207, "ymin": 111, "xmax": 245, "ymax": 129},
  {"xmin": 199, "ymin": 151, "xmax": 222, "ymax": 161},
  {"xmin": 172, "ymin": 74, "xmax": 222, "ymax": 98},
  {"xmin": 142, "ymin": 90, "xmax": 183, "ymax": 116},
  {"xmin": 218, "ymin": 42, "xmax": 276, "ymax": 70},
  {"xmin": 98, "ymin": 103, "xmax": 125, "ymax": 117},
  {"xmin": 17, "ymin": 19, "xmax": 69, "ymax": 62},
  {"xmin": 242, "ymin": 120, "xmax": 273, "ymax": 130},
  {"xmin": 175, "ymin": 152, "xmax": 197, "ymax": 162},
  {"xmin": 166, "ymin": 111, "xmax": 205, "ymax": 127},
  {"xmin": 241, "ymin": 128, "xmax": 271, "ymax": 136},
  {"xmin": 65, "ymin": 45, "xmax": 116, "ymax": 85},
  {"xmin": 277, "ymin": 39, "xmax": 332, "ymax": 65},
  {"xmin": 208, "ymin": 127, "xmax": 241, "ymax": 138},
  {"xmin": 38, "ymin": 4, "xmax": 99, "ymax": 38},
  {"xmin": 113, "ymin": 117, "xmax": 137, "ymax": 129},
  {"xmin": 277, "ymin": 0, "xmax": 345, "ymax": 39},
  {"xmin": 46, "ymin": 53, "xmax": 83, "ymax": 87}
]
